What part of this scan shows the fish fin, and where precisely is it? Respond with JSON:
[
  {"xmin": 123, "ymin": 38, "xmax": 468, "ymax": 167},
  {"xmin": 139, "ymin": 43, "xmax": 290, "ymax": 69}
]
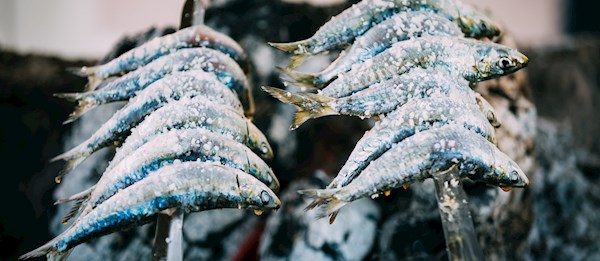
[
  {"xmin": 268, "ymin": 40, "xmax": 309, "ymax": 54},
  {"xmin": 19, "ymin": 238, "xmax": 57, "ymax": 260},
  {"xmin": 60, "ymin": 198, "xmax": 87, "ymax": 224},
  {"xmin": 47, "ymin": 248, "xmax": 73, "ymax": 261},
  {"xmin": 261, "ymin": 86, "xmax": 337, "ymax": 130},
  {"xmin": 297, "ymin": 189, "xmax": 347, "ymax": 223},
  {"xmin": 67, "ymin": 66, "xmax": 104, "ymax": 91},
  {"xmin": 53, "ymin": 156, "xmax": 87, "ymax": 183},
  {"xmin": 276, "ymin": 66, "xmax": 321, "ymax": 90},
  {"xmin": 54, "ymin": 185, "xmax": 95, "ymax": 205},
  {"xmin": 50, "ymin": 142, "xmax": 90, "ymax": 167},
  {"xmin": 54, "ymin": 93, "xmax": 97, "ymax": 124},
  {"xmin": 287, "ymin": 54, "xmax": 309, "ymax": 69}
]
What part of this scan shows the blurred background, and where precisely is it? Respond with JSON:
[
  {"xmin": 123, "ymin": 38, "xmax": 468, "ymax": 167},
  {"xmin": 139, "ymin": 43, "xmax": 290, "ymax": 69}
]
[{"xmin": 1, "ymin": 0, "xmax": 599, "ymax": 260}]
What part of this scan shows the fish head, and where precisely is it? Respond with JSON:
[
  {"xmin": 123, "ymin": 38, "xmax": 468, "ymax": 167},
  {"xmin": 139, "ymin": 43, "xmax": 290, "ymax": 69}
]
[
  {"xmin": 247, "ymin": 122, "xmax": 274, "ymax": 159},
  {"xmin": 238, "ymin": 178, "xmax": 281, "ymax": 210},
  {"xmin": 473, "ymin": 93, "xmax": 501, "ymax": 129},
  {"xmin": 486, "ymin": 151, "xmax": 529, "ymax": 188},
  {"xmin": 457, "ymin": 15, "xmax": 501, "ymax": 39},
  {"xmin": 472, "ymin": 43, "xmax": 529, "ymax": 80}
]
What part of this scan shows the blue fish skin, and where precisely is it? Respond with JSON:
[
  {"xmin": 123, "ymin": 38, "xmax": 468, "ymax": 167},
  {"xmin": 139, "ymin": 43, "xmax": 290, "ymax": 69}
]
[
  {"xmin": 301, "ymin": 124, "xmax": 528, "ymax": 221},
  {"xmin": 52, "ymin": 71, "xmax": 243, "ymax": 176},
  {"xmin": 319, "ymin": 36, "xmax": 528, "ymax": 98},
  {"xmin": 74, "ymin": 127, "xmax": 278, "ymax": 223},
  {"xmin": 20, "ymin": 162, "xmax": 280, "ymax": 259},
  {"xmin": 110, "ymin": 96, "xmax": 272, "ymax": 167},
  {"xmin": 314, "ymin": 11, "xmax": 463, "ymax": 87},
  {"xmin": 86, "ymin": 24, "xmax": 248, "ymax": 79},
  {"xmin": 328, "ymin": 96, "xmax": 497, "ymax": 190},
  {"xmin": 59, "ymin": 47, "xmax": 254, "ymax": 119}
]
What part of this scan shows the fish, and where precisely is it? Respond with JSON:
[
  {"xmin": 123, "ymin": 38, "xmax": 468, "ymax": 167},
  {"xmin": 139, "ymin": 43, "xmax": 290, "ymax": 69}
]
[
  {"xmin": 70, "ymin": 24, "xmax": 249, "ymax": 91},
  {"xmin": 263, "ymin": 68, "xmax": 501, "ymax": 129},
  {"xmin": 283, "ymin": 36, "xmax": 528, "ymax": 98},
  {"xmin": 19, "ymin": 161, "xmax": 280, "ymax": 260},
  {"xmin": 108, "ymin": 96, "xmax": 272, "ymax": 167},
  {"xmin": 51, "ymin": 72, "xmax": 244, "ymax": 178},
  {"xmin": 57, "ymin": 47, "xmax": 254, "ymax": 122},
  {"xmin": 281, "ymin": 11, "xmax": 463, "ymax": 87},
  {"xmin": 300, "ymin": 124, "xmax": 528, "ymax": 223},
  {"xmin": 61, "ymin": 127, "xmax": 279, "ymax": 224},
  {"xmin": 327, "ymin": 97, "xmax": 497, "ymax": 193},
  {"xmin": 269, "ymin": 0, "xmax": 500, "ymax": 68}
]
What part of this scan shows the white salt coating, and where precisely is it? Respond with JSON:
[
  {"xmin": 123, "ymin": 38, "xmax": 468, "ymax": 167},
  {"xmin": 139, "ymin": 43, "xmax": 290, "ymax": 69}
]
[
  {"xmin": 53, "ymin": 162, "xmax": 279, "ymax": 256},
  {"xmin": 317, "ymin": 10, "xmax": 463, "ymax": 84},
  {"xmin": 77, "ymin": 127, "xmax": 276, "ymax": 221},
  {"xmin": 328, "ymin": 95, "xmax": 496, "ymax": 190},
  {"xmin": 109, "ymin": 96, "xmax": 269, "ymax": 170},
  {"xmin": 320, "ymin": 36, "xmax": 524, "ymax": 98},
  {"xmin": 321, "ymin": 125, "xmax": 526, "ymax": 210}
]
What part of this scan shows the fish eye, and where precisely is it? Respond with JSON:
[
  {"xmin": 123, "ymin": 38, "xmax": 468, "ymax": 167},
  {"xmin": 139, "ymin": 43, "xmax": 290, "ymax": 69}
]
[
  {"xmin": 261, "ymin": 142, "xmax": 269, "ymax": 154},
  {"xmin": 260, "ymin": 190, "xmax": 271, "ymax": 205},
  {"xmin": 486, "ymin": 111, "xmax": 495, "ymax": 121},
  {"xmin": 510, "ymin": 170, "xmax": 520, "ymax": 183},
  {"xmin": 480, "ymin": 22, "xmax": 488, "ymax": 31},
  {"xmin": 498, "ymin": 57, "xmax": 513, "ymax": 70}
]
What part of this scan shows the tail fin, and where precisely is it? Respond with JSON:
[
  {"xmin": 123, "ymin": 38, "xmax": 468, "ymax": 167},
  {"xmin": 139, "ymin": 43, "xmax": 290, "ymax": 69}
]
[
  {"xmin": 54, "ymin": 93, "xmax": 97, "ymax": 124},
  {"xmin": 287, "ymin": 54, "xmax": 309, "ymax": 69},
  {"xmin": 268, "ymin": 40, "xmax": 310, "ymax": 54},
  {"xmin": 276, "ymin": 66, "xmax": 321, "ymax": 90},
  {"xmin": 19, "ymin": 239, "xmax": 57, "ymax": 260},
  {"xmin": 298, "ymin": 189, "xmax": 347, "ymax": 224},
  {"xmin": 67, "ymin": 66, "xmax": 104, "ymax": 91},
  {"xmin": 60, "ymin": 197, "xmax": 87, "ymax": 224},
  {"xmin": 262, "ymin": 86, "xmax": 338, "ymax": 130},
  {"xmin": 54, "ymin": 185, "xmax": 95, "ymax": 205},
  {"xmin": 50, "ymin": 144, "xmax": 90, "ymax": 183}
]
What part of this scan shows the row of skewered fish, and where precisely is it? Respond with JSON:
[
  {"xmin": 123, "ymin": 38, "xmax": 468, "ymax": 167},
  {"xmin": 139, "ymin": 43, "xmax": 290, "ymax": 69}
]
[
  {"xmin": 265, "ymin": 0, "xmax": 530, "ymax": 223},
  {"xmin": 21, "ymin": 25, "xmax": 280, "ymax": 260}
]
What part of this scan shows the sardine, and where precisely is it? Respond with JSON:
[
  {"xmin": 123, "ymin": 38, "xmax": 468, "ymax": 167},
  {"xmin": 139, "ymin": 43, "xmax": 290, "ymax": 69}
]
[
  {"xmin": 270, "ymin": 0, "xmax": 500, "ymax": 68},
  {"xmin": 57, "ymin": 48, "xmax": 254, "ymax": 122},
  {"xmin": 62, "ymin": 127, "xmax": 279, "ymax": 224},
  {"xmin": 110, "ymin": 96, "xmax": 272, "ymax": 164},
  {"xmin": 300, "ymin": 124, "xmax": 528, "ymax": 223},
  {"xmin": 282, "ymin": 11, "xmax": 463, "ymax": 87},
  {"xmin": 264, "ymin": 68, "xmax": 501, "ymax": 129},
  {"xmin": 51, "ymin": 72, "xmax": 243, "ymax": 178},
  {"xmin": 328, "ymin": 97, "xmax": 497, "ymax": 192},
  {"xmin": 284, "ymin": 36, "xmax": 528, "ymax": 98},
  {"xmin": 71, "ymin": 24, "xmax": 249, "ymax": 91},
  {"xmin": 20, "ymin": 161, "xmax": 280, "ymax": 260}
]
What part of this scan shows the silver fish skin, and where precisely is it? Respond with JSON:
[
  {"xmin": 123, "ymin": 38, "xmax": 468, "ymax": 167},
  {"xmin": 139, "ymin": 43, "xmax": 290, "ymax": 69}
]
[
  {"xmin": 75, "ymin": 127, "xmax": 279, "ymax": 222},
  {"xmin": 316, "ymin": 36, "xmax": 528, "ymax": 98},
  {"xmin": 76, "ymin": 24, "xmax": 248, "ymax": 83},
  {"xmin": 328, "ymin": 97, "xmax": 497, "ymax": 191},
  {"xmin": 269, "ymin": 0, "xmax": 500, "ymax": 68},
  {"xmin": 264, "ymin": 68, "xmax": 501, "ymax": 129},
  {"xmin": 51, "ymin": 71, "xmax": 243, "ymax": 176},
  {"xmin": 19, "ymin": 162, "xmax": 280, "ymax": 260},
  {"xmin": 301, "ymin": 124, "xmax": 528, "ymax": 221},
  {"xmin": 311, "ymin": 11, "xmax": 463, "ymax": 87},
  {"xmin": 57, "ymin": 47, "xmax": 254, "ymax": 120},
  {"xmin": 110, "ymin": 96, "xmax": 273, "ymax": 165}
]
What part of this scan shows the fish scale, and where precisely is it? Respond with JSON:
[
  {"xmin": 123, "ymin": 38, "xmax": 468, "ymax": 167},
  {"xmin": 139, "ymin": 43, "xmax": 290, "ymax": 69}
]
[
  {"xmin": 328, "ymin": 97, "xmax": 496, "ymax": 190},
  {"xmin": 21, "ymin": 162, "xmax": 280, "ymax": 260},
  {"xmin": 313, "ymin": 11, "xmax": 463, "ymax": 87},
  {"xmin": 301, "ymin": 125, "xmax": 528, "ymax": 221},
  {"xmin": 74, "ymin": 127, "xmax": 278, "ymax": 225},
  {"xmin": 110, "ymin": 96, "xmax": 273, "ymax": 167}
]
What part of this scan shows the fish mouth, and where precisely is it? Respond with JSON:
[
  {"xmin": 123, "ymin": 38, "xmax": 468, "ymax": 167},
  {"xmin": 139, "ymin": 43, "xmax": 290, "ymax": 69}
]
[{"xmin": 516, "ymin": 53, "xmax": 529, "ymax": 67}]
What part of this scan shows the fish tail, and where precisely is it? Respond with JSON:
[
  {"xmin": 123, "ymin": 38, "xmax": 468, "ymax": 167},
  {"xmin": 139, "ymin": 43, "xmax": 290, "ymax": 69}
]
[
  {"xmin": 47, "ymin": 248, "xmax": 74, "ymax": 261},
  {"xmin": 287, "ymin": 54, "xmax": 308, "ymax": 69},
  {"xmin": 60, "ymin": 197, "xmax": 87, "ymax": 224},
  {"xmin": 54, "ymin": 92, "xmax": 97, "ymax": 124},
  {"xmin": 276, "ymin": 66, "xmax": 320, "ymax": 90},
  {"xmin": 297, "ymin": 188, "xmax": 347, "ymax": 224},
  {"xmin": 54, "ymin": 185, "xmax": 94, "ymax": 205},
  {"xmin": 268, "ymin": 40, "xmax": 310, "ymax": 54},
  {"xmin": 19, "ymin": 238, "xmax": 58, "ymax": 260},
  {"xmin": 261, "ymin": 86, "xmax": 337, "ymax": 130},
  {"xmin": 67, "ymin": 66, "xmax": 104, "ymax": 91}
]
